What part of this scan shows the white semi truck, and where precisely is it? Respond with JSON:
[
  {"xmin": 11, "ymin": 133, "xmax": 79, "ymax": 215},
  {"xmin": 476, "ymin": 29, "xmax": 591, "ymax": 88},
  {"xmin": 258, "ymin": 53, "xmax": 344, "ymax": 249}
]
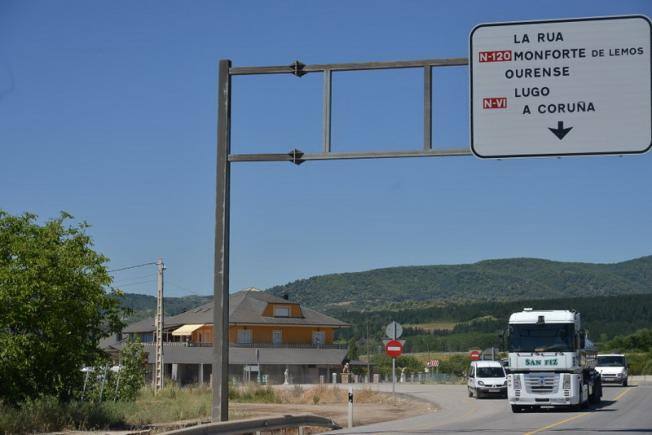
[{"xmin": 506, "ymin": 309, "xmax": 602, "ymax": 412}]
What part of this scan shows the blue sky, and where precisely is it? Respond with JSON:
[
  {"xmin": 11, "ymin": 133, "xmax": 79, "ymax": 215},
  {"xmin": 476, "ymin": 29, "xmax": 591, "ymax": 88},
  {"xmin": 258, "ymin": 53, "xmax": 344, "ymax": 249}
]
[{"xmin": 1, "ymin": 0, "xmax": 650, "ymax": 297}]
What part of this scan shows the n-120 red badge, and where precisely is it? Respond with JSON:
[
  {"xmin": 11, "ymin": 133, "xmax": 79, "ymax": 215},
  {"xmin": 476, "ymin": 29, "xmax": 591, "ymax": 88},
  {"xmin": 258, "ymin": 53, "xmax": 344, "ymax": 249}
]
[{"xmin": 479, "ymin": 50, "xmax": 512, "ymax": 62}]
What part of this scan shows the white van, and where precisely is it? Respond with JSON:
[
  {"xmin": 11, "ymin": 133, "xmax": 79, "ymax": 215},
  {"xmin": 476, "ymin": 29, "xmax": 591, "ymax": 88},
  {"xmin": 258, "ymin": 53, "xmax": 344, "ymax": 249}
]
[
  {"xmin": 467, "ymin": 360, "xmax": 507, "ymax": 398},
  {"xmin": 596, "ymin": 354, "xmax": 628, "ymax": 386}
]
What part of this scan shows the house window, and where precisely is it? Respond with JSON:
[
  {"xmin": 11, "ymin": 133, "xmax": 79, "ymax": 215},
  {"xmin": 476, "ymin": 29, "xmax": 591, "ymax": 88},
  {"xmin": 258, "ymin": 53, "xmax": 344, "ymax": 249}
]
[
  {"xmin": 237, "ymin": 329, "xmax": 252, "ymax": 344},
  {"xmin": 272, "ymin": 330, "xmax": 282, "ymax": 345},
  {"xmin": 274, "ymin": 306, "xmax": 290, "ymax": 317},
  {"xmin": 312, "ymin": 331, "xmax": 325, "ymax": 346}
]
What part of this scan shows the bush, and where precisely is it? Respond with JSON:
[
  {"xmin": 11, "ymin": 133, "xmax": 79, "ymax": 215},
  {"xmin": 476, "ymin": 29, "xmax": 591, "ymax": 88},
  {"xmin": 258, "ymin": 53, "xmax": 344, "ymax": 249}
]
[
  {"xmin": 438, "ymin": 354, "xmax": 470, "ymax": 377},
  {"xmin": 370, "ymin": 354, "xmax": 423, "ymax": 377},
  {"xmin": 0, "ymin": 397, "xmax": 125, "ymax": 434},
  {"xmin": 116, "ymin": 339, "xmax": 146, "ymax": 401},
  {"xmin": 623, "ymin": 352, "xmax": 652, "ymax": 375},
  {"xmin": 229, "ymin": 383, "xmax": 279, "ymax": 403}
]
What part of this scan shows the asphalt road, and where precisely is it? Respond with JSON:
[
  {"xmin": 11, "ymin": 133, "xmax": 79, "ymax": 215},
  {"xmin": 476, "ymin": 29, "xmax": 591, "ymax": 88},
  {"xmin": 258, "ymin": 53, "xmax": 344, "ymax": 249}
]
[{"xmin": 330, "ymin": 380, "xmax": 652, "ymax": 434}]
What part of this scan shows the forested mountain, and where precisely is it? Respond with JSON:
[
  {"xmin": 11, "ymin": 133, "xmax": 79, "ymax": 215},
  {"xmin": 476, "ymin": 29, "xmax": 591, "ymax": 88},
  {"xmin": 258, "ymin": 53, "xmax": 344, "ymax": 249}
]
[
  {"xmin": 333, "ymin": 293, "xmax": 652, "ymax": 349},
  {"xmin": 117, "ymin": 293, "xmax": 212, "ymax": 323},
  {"xmin": 267, "ymin": 256, "xmax": 652, "ymax": 311}
]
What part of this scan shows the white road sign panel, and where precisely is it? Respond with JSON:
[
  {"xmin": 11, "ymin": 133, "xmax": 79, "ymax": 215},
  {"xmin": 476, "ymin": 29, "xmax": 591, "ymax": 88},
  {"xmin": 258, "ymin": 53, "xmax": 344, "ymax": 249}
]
[
  {"xmin": 385, "ymin": 321, "xmax": 403, "ymax": 339},
  {"xmin": 470, "ymin": 15, "xmax": 651, "ymax": 158}
]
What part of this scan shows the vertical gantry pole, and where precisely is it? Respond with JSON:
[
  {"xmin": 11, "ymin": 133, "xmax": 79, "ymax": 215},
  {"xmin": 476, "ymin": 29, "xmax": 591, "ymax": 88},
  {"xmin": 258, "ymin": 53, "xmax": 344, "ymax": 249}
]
[
  {"xmin": 213, "ymin": 59, "xmax": 232, "ymax": 422},
  {"xmin": 423, "ymin": 66, "xmax": 432, "ymax": 150},
  {"xmin": 323, "ymin": 69, "xmax": 332, "ymax": 153}
]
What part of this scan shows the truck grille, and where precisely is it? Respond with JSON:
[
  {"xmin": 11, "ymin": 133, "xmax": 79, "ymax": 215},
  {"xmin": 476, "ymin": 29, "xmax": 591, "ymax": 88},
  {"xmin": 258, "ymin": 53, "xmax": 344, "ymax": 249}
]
[{"xmin": 524, "ymin": 373, "xmax": 559, "ymax": 394}]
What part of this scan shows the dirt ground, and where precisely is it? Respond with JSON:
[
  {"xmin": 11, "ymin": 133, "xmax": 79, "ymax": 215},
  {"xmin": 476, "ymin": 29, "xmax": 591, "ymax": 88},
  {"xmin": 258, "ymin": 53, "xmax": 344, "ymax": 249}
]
[{"xmin": 231, "ymin": 394, "xmax": 435, "ymax": 430}]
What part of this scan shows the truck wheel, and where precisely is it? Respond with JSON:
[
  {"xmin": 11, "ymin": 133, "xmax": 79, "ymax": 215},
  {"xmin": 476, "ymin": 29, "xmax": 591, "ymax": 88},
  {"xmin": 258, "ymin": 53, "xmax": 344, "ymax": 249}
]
[
  {"xmin": 468, "ymin": 388, "xmax": 473, "ymax": 397},
  {"xmin": 590, "ymin": 378, "xmax": 602, "ymax": 404},
  {"xmin": 511, "ymin": 405, "xmax": 523, "ymax": 413},
  {"xmin": 622, "ymin": 378, "xmax": 628, "ymax": 387}
]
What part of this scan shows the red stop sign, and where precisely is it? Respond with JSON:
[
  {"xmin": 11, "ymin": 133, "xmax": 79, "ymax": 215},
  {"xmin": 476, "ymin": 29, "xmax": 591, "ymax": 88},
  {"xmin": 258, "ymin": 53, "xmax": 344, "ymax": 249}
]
[
  {"xmin": 469, "ymin": 349, "xmax": 481, "ymax": 361},
  {"xmin": 385, "ymin": 340, "xmax": 403, "ymax": 358}
]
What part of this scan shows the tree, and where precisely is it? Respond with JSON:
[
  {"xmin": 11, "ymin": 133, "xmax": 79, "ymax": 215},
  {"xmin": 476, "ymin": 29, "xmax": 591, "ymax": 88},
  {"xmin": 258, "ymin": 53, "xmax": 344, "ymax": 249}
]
[
  {"xmin": 347, "ymin": 337, "xmax": 359, "ymax": 361},
  {"xmin": 115, "ymin": 338, "xmax": 146, "ymax": 401},
  {"xmin": 0, "ymin": 210, "xmax": 124, "ymax": 404}
]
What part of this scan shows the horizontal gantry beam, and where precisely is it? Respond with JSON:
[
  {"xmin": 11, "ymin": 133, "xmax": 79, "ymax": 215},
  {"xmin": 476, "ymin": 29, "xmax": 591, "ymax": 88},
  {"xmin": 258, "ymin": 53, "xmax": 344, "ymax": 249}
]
[
  {"xmin": 230, "ymin": 57, "xmax": 468, "ymax": 76},
  {"xmin": 228, "ymin": 56, "xmax": 470, "ymax": 163},
  {"xmin": 229, "ymin": 148, "xmax": 472, "ymax": 164}
]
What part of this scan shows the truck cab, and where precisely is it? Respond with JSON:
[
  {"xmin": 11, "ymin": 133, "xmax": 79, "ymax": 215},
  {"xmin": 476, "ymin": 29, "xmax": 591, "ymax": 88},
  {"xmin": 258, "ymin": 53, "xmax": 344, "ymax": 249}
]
[
  {"xmin": 506, "ymin": 309, "xmax": 602, "ymax": 412},
  {"xmin": 596, "ymin": 354, "xmax": 628, "ymax": 386}
]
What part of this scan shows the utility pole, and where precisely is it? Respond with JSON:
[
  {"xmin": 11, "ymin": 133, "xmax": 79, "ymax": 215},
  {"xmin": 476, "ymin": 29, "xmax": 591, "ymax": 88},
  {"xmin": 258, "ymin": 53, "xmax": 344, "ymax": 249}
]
[{"xmin": 155, "ymin": 258, "xmax": 165, "ymax": 393}]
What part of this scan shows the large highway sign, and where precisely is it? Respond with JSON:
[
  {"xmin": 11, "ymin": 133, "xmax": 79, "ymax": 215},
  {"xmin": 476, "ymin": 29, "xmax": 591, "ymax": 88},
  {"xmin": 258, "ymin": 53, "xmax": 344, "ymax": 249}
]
[{"xmin": 470, "ymin": 15, "xmax": 651, "ymax": 158}]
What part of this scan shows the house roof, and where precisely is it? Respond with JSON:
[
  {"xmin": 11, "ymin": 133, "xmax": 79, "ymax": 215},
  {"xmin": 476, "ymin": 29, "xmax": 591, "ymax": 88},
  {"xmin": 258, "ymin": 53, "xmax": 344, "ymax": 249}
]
[
  {"xmin": 142, "ymin": 345, "xmax": 348, "ymax": 365},
  {"xmin": 123, "ymin": 288, "xmax": 349, "ymax": 334}
]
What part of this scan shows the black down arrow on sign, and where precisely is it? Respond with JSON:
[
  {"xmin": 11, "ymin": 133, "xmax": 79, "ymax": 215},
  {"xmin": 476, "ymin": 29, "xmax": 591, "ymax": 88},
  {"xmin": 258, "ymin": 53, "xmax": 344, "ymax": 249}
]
[{"xmin": 549, "ymin": 121, "xmax": 573, "ymax": 140}]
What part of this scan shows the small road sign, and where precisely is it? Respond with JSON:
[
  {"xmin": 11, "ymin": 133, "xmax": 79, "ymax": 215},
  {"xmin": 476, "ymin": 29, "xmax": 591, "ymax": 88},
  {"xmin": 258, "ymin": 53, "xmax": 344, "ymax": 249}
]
[
  {"xmin": 385, "ymin": 321, "xmax": 403, "ymax": 339},
  {"xmin": 470, "ymin": 15, "xmax": 651, "ymax": 158},
  {"xmin": 426, "ymin": 359, "xmax": 440, "ymax": 368},
  {"xmin": 469, "ymin": 349, "xmax": 481, "ymax": 361},
  {"xmin": 385, "ymin": 339, "xmax": 403, "ymax": 358}
]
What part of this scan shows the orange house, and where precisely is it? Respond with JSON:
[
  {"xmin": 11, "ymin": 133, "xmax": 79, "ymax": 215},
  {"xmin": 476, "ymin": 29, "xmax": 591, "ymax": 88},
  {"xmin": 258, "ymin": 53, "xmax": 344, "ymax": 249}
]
[{"xmin": 122, "ymin": 288, "xmax": 350, "ymax": 385}]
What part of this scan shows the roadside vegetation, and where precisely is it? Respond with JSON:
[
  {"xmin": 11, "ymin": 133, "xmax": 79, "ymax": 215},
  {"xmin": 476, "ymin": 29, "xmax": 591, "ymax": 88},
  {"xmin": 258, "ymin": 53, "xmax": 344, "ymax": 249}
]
[
  {"xmin": 0, "ymin": 210, "xmax": 138, "ymax": 433},
  {"xmin": 0, "ymin": 383, "xmax": 402, "ymax": 433},
  {"xmin": 599, "ymin": 328, "xmax": 652, "ymax": 375}
]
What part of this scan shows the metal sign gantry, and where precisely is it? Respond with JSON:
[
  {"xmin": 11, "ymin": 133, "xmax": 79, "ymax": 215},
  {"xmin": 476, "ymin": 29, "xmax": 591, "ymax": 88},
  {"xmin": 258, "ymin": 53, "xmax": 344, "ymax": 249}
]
[{"xmin": 212, "ymin": 55, "xmax": 470, "ymax": 421}]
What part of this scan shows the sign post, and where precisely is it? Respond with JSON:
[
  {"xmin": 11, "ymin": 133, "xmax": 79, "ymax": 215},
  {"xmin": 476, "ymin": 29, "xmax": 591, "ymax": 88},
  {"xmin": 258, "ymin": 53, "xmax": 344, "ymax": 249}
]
[
  {"xmin": 384, "ymin": 337, "xmax": 403, "ymax": 400},
  {"xmin": 385, "ymin": 320, "xmax": 404, "ymax": 400},
  {"xmin": 470, "ymin": 15, "xmax": 651, "ymax": 158}
]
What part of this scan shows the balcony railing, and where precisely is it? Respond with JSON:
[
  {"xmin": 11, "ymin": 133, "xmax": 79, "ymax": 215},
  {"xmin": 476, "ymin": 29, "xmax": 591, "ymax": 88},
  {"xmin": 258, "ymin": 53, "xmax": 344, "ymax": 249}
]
[
  {"xmin": 231, "ymin": 342, "xmax": 348, "ymax": 350},
  {"xmin": 141, "ymin": 342, "xmax": 347, "ymax": 349}
]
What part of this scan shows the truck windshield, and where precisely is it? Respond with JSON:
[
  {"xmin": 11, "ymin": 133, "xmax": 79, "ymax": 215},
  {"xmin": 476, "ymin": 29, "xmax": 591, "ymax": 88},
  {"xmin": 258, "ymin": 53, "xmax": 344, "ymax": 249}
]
[
  {"xmin": 508, "ymin": 323, "xmax": 574, "ymax": 352},
  {"xmin": 477, "ymin": 367, "xmax": 505, "ymax": 378},
  {"xmin": 597, "ymin": 356, "xmax": 625, "ymax": 367}
]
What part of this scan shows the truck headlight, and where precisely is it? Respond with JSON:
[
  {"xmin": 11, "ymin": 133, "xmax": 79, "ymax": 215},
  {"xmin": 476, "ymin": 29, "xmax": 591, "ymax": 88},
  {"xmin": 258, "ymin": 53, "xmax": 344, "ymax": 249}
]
[
  {"xmin": 478, "ymin": 380, "xmax": 485, "ymax": 386},
  {"xmin": 513, "ymin": 375, "xmax": 521, "ymax": 390},
  {"xmin": 563, "ymin": 374, "xmax": 571, "ymax": 389},
  {"xmin": 503, "ymin": 380, "xmax": 507, "ymax": 386}
]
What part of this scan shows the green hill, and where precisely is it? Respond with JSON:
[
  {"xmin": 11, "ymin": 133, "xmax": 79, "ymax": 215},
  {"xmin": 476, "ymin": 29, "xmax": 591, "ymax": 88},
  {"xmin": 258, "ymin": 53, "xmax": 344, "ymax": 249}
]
[
  {"xmin": 266, "ymin": 256, "xmax": 652, "ymax": 311},
  {"xmin": 117, "ymin": 293, "xmax": 212, "ymax": 323}
]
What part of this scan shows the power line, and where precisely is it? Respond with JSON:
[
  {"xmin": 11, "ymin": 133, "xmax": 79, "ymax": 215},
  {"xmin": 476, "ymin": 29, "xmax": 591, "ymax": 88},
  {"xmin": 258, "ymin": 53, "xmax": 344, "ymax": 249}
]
[
  {"xmin": 167, "ymin": 280, "xmax": 199, "ymax": 294},
  {"xmin": 112, "ymin": 279, "xmax": 156, "ymax": 288},
  {"xmin": 112, "ymin": 272, "xmax": 155, "ymax": 284},
  {"xmin": 108, "ymin": 262, "xmax": 157, "ymax": 273}
]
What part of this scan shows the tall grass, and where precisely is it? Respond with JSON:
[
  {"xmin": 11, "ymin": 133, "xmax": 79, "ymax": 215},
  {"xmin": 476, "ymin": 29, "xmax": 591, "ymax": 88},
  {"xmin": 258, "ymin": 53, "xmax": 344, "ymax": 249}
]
[
  {"xmin": 0, "ymin": 397, "xmax": 125, "ymax": 434},
  {"xmin": 0, "ymin": 383, "xmax": 393, "ymax": 433}
]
